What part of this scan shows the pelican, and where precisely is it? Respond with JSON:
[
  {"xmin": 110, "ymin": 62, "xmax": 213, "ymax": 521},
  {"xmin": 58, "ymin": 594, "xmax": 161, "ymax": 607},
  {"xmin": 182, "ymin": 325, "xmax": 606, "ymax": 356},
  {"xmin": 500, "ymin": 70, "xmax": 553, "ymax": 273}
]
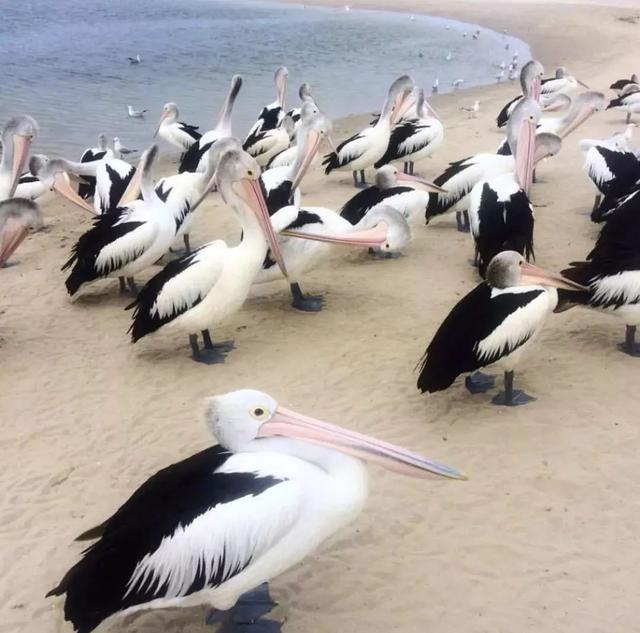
[
  {"xmin": 495, "ymin": 60, "xmax": 544, "ymax": 128},
  {"xmin": 153, "ymin": 102, "xmax": 201, "ymax": 154},
  {"xmin": 113, "ymin": 137, "xmax": 137, "ymax": 159},
  {"xmin": 426, "ymin": 100, "xmax": 557, "ymax": 232},
  {"xmin": 541, "ymin": 67, "xmax": 589, "ymax": 95},
  {"xmin": 77, "ymin": 134, "xmax": 114, "ymax": 200},
  {"xmin": 561, "ymin": 191, "xmax": 640, "ymax": 356},
  {"xmin": 285, "ymin": 82, "xmax": 315, "ymax": 139},
  {"xmin": 179, "ymin": 74, "xmax": 243, "ymax": 173},
  {"xmin": 417, "ymin": 251, "xmax": 587, "ymax": 406},
  {"xmin": 374, "ymin": 88, "xmax": 444, "ymax": 174},
  {"xmin": 48, "ymin": 388, "xmax": 465, "ymax": 633},
  {"xmin": 609, "ymin": 73, "xmax": 639, "ymax": 96},
  {"xmin": 0, "ymin": 115, "xmax": 39, "ymax": 201},
  {"xmin": 128, "ymin": 147, "xmax": 290, "ymax": 363},
  {"xmin": 340, "ymin": 164, "xmax": 446, "ymax": 228},
  {"xmin": 244, "ymin": 116, "xmax": 294, "ymax": 169},
  {"xmin": 244, "ymin": 66, "xmax": 289, "ymax": 142},
  {"xmin": 63, "ymin": 145, "xmax": 177, "ymax": 297},
  {"xmin": 0, "ymin": 198, "xmax": 43, "ymax": 268},
  {"xmin": 607, "ymin": 85, "xmax": 640, "ymax": 124},
  {"xmin": 323, "ymin": 75, "xmax": 415, "ymax": 187}
]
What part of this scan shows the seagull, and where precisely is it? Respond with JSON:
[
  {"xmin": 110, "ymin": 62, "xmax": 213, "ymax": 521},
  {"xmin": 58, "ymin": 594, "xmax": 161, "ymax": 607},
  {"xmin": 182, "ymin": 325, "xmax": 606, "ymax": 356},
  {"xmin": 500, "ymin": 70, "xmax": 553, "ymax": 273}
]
[
  {"xmin": 128, "ymin": 54, "xmax": 141, "ymax": 64},
  {"xmin": 127, "ymin": 105, "xmax": 147, "ymax": 119},
  {"xmin": 432, "ymin": 78, "xmax": 440, "ymax": 94},
  {"xmin": 461, "ymin": 100, "xmax": 480, "ymax": 118},
  {"xmin": 113, "ymin": 137, "xmax": 137, "ymax": 159},
  {"xmin": 452, "ymin": 79, "xmax": 465, "ymax": 90},
  {"xmin": 445, "ymin": 52, "xmax": 452, "ymax": 62},
  {"xmin": 472, "ymin": 29, "xmax": 480, "ymax": 39},
  {"xmin": 496, "ymin": 70, "xmax": 505, "ymax": 83}
]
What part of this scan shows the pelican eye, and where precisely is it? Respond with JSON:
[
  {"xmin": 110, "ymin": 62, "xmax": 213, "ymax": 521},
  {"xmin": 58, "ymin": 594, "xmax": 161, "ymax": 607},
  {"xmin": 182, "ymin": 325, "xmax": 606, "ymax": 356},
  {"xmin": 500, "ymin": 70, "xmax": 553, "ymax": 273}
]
[
  {"xmin": 247, "ymin": 169, "xmax": 255, "ymax": 178},
  {"xmin": 250, "ymin": 406, "xmax": 270, "ymax": 420}
]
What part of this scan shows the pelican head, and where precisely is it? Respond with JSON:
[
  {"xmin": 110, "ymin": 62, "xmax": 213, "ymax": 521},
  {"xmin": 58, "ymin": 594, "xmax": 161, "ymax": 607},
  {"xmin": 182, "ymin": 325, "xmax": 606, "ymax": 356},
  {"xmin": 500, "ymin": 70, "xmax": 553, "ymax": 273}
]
[
  {"xmin": 560, "ymin": 91, "xmax": 607, "ymax": 138},
  {"xmin": 0, "ymin": 198, "xmax": 43, "ymax": 267},
  {"xmin": 375, "ymin": 164, "xmax": 446, "ymax": 194},
  {"xmin": 533, "ymin": 133, "xmax": 562, "ymax": 163},
  {"xmin": 97, "ymin": 133, "xmax": 108, "ymax": 152},
  {"xmin": 30, "ymin": 156, "xmax": 96, "ymax": 213},
  {"xmin": 507, "ymin": 97, "xmax": 540, "ymax": 194},
  {"xmin": 520, "ymin": 60, "xmax": 544, "ymax": 100},
  {"xmin": 486, "ymin": 251, "xmax": 587, "ymax": 291},
  {"xmin": 381, "ymin": 75, "xmax": 415, "ymax": 124},
  {"xmin": 206, "ymin": 389, "xmax": 466, "ymax": 480},
  {"xmin": 1, "ymin": 115, "xmax": 39, "ymax": 199},
  {"xmin": 153, "ymin": 102, "xmax": 179, "ymax": 137},
  {"xmin": 541, "ymin": 92, "xmax": 571, "ymax": 113},
  {"xmin": 290, "ymin": 103, "xmax": 332, "ymax": 191},
  {"xmin": 299, "ymin": 82, "xmax": 313, "ymax": 102},
  {"xmin": 274, "ymin": 66, "xmax": 289, "ymax": 108},
  {"xmin": 416, "ymin": 87, "xmax": 440, "ymax": 121}
]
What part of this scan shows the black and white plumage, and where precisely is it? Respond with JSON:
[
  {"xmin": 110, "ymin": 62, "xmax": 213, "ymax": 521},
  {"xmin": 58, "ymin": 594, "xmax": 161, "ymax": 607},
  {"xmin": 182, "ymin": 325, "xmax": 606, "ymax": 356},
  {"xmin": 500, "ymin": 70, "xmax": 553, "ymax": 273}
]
[
  {"xmin": 561, "ymin": 190, "xmax": 640, "ymax": 356},
  {"xmin": 128, "ymin": 147, "xmax": 290, "ymax": 363},
  {"xmin": 0, "ymin": 198, "xmax": 43, "ymax": 267},
  {"xmin": 285, "ymin": 82, "xmax": 314, "ymax": 140},
  {"xmin": 416, "ymin": 251, "xmax": 587, "ymax": 405},
  {"xmin": 495, "ymin": 60, "xmax": 544, "ymax": 128},
  {"xmin": 179, "ymin": 74, "xmax": 243, "ymax": 174},
  {"xmin": 374, "ymin": 88, "xmax": 444, "ymax": 173},
  {"xmin": 244, "ymin": 116, "xmax": 294, "ymax": 168},
  {"xmin": 244, "ymin": 66, "xmax": 289, "ymax": 142},
  {"xmin": 607, "ymin": 85, "xmax": 640, "ymax": 124},
  {"xmin": 610, "ymin": 74, "xmax": 639, "ymax": 95},
  {"xmin": 48, "ymin": 388, "xmax": 464, "ymax": 633},
  {"xmin": 62, "ymin": 145, "xmax": 178, "ymax": 296},
  {"xmin": 154, "ymin": 102, "xmax": 201, "ymax": 153},
  {"xmin": 323, "ymin": 75, "xmax": 415, "ymax": 187},
  {"xmin": 539, "ymin": 66, "xmax": 588, "ymax": 96},
  {"xmin": 77, "ymin": 134, "xmax": 114, "ymax": 200}
]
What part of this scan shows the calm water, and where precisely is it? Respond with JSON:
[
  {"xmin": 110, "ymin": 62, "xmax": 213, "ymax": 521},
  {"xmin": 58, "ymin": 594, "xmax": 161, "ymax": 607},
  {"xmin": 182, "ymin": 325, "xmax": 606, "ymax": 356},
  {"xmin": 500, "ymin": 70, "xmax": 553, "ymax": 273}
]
[{"xmin": 0, "ymin": 0, "xmax": 530, "ymax": 156}]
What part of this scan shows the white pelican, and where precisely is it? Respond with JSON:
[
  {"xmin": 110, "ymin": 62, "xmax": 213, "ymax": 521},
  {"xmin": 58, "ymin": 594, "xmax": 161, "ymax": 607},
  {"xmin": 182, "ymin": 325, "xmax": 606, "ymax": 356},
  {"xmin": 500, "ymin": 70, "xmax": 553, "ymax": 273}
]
[
  {"xmin": 0, "ymin": 115, "xmax": 39, "ymax": 201},
  {"xmin": 127, "ymin": 105, "xmax": 147, "ymax": 118},
  {"xmin": 323, "ymin": 75, "xmax": 415, "ymax": 187},
  {"xmin": 607, "ymin": 85, "xmax": 640, "ymax": 124},
  {"xmin": 244, "ymin": 116, "xmax": 294, "ymax": 169},
  {"xmin": 561, "ymin": 191, "xmax": 640, "ymax": 356},
  {"xmin": 153, "ymin": 102, "xmax": 201, "ymax": 154},
  {"xmin": 374, "ymin": 88, "xmax": 444, "ymax": 175},
  {"xmin": 609, "ymin": 73, "xmax": 639, "ymax": 96},
  {"xmin": 179, "ymin": 74, "xmax": 243, "ymax": 173},
  {"xmin": 541, "ymin": 66, "xmax": 589, "ymax": 96},
  {"xmin": 77, "ymin": 134, "xmax": 114, "ymax": 199},
  {"xmin": 495, "ymin": 60, "xmax": 544, "ymax": 128},
  {"xmin": 417, "ymin": 251, "xmax": 587, "ymax": 406},
  {"xmin": 63, "ymin": 145, "xmax": 178, "ymax": 297},
  {"xmin": 0, "ymin": 198, "xmax": 43, "ymax": 268},
  {"xmin": 285, "ymin": 82, "xmax": 315, "ymax": 140},
  {"xmin": 128, "ymin": 147, "xmax": 290, "ymax": 363},
  {"xmin": 244, "ymin": 66, "xmax": 289, "ymax": 144},
  {"xmin": 48, "ymin": 388, "xmax": 465, "ymax": 633},
  {"xmin": 113, "ymin": 137, "xmax": 137, "ymax": 158}
]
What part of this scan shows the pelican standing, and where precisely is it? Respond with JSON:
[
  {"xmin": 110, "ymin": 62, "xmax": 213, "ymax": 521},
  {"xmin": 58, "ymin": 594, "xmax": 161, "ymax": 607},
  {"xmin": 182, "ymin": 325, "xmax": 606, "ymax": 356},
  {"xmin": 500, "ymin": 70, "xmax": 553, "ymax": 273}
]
[
  {"xmin": 323, "ymin": 75, "xmax": 415, "ymax": 187},
  {"xmin": 0, "ymin": 115, "xmax": 39, "ymax": 201},
  {"xmin": 77, "ymin": 134, "xmax": 114, "ymax": 199},
  {"xmin": 374, "ymin": 88, "xmax": 444, "ymax": 174},
  {"xmin": 244, "ymin": 116, "xmax": 294, "ymax": 169},
  {"xmin": 417, "ymin": 251, "xmax": 587, "ymax": 405},
  {"xmin": 495, "ymin": 60, "xmax": 544, "ymax": 128},
  {"xmin": 153, "ymin": 102, "xmax": 201, "ymax": 154},
  {"xmin": 179, "ymin": 74, "xmax": 243, "ymax": 173},
  {"xmin": 48, "ymin": 388, "xmax": 464, "ymax": 633},
  {"xmin": 244, "ymin": 66, "xmax": 289, "ymax": 144},
  {"xmin": 607, "ymin": 85, "xmax": 640, "ymax": 124},
  {"xmin": 609, "ymin": 73, "xmax": 639, "ymax": 96}
]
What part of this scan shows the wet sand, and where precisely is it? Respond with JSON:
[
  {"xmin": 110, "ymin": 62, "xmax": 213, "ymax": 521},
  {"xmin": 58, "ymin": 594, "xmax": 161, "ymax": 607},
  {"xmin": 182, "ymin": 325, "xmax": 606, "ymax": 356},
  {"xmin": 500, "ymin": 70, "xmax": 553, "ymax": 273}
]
[{"xmin": 1, "ymin": 1, "xmax": 640, "ymax": 632}]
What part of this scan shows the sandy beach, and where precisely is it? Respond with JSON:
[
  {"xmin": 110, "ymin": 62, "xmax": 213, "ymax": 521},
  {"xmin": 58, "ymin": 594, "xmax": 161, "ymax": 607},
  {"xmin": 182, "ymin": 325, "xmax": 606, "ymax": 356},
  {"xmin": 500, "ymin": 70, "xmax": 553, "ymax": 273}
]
[{"xmin": 2, "ymin": 1, "xmax": 640, "ymax": 632}]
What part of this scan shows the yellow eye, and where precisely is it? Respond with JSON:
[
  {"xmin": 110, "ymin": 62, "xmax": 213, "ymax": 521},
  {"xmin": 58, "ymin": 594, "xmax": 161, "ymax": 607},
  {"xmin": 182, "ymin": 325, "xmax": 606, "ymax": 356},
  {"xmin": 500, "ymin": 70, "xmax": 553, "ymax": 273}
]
[
  {"xmin": 247, "ymin": 169, "xmax": 255, "ymax": 177},
  {"xmin": 250, "ymin": 406, "xmax": 271, "ymax": 421}
]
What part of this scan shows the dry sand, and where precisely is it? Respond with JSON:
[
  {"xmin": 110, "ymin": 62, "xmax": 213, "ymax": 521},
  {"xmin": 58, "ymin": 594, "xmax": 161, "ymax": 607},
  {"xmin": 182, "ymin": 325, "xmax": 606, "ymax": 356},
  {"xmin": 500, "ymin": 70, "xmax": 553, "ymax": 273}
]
[{"xmin": 2, "ymin": 1, "xmax": 640, "ymax": 632}]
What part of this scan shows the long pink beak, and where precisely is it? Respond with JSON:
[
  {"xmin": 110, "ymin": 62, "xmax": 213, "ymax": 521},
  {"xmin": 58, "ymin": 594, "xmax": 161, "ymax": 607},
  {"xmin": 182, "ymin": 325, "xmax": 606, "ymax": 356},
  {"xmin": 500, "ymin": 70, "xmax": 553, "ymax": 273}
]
[
  {"xmin": 238, "ymin": 178, "xmax": 289, "ymax": 278},
  {"xmin": 520, "ymin": 262, "xmax": 588, "ymax": 291},
  {"xmin": 10, "ymin": 135, "xmax": 32, "ymax": 198},
  {"xmin": 118, "ymin": 168, "xmax": 143, "ymax": 207},
  {"xmin": 283, "ymin": 221, "xmax": 389, "ymax": 249},
  {"xmin": 392, "ymin": 91, "xmax": 415, "ymax": 125},
  {"xmin": 396, "ymin": 171, "xmax": 447, "ymax": 193},
  {"xmin": 290, "ymin": 130, "xmax": 322, "ymax": 192},
  {"xmin": 425, "ymin": 101, "xmax": 441, "ymax": 122},
  {"xmin": 53, "ymin": 173, "xmax": 97, "ymax": 214},
  {"xmin": 561, "ymin": 105, "xmax": 595, "ymax": 139},
  {"xmin": 515, "ymin": 118, "xmax": 536, "ymax": 195},
  {"xmin": 0, "ymin": 217, "xmax": 29, "ymax": 267},
  {"xmin": 259, "ymin": 407, "xmax": 467, "ymax": 480},
  {"xmin": 153, "ymin": 111, "xmax": 170, "ymax": 138},
  {"xmin": 531, "ymin": 76, "xmax": 542, "ymax": 102}
]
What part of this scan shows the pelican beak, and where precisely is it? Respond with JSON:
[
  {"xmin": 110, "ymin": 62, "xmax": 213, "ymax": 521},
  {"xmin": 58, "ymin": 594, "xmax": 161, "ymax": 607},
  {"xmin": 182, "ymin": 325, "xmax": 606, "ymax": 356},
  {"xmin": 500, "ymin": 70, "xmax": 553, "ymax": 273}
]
[
  {"xmin": 153, "ymin": 111, "xmax": 170, "ymax": 138},
  {"xmin": 259, "ymin": 406, "xmax": 467, "ymax": 480},
  {"xmin": 290, "ymin": 130, "xmax": 322, "ymax": 192},
  {"xmin": 118, "ymin": 168, "xmax": 143, "ymax": 206},
  {"xmin": 577, "ymin": 78, "xmax": 590, "ymax": 88},
  {"xmin": 53, "ymin": 173, "xmax": 97, "ymax": 214},
  {"xmin": 560, "ymin": 105, "xmax": 596, "ymax": 139},
  {"xmin": 9, "ymin": 135, "xmax": 32, "ymax": 198},
  {"xmin": 425, "ymin": 101, "xmax": 442, "ymax": 122},
  {"xmin": 396, "ymin": 172, "xmax": 447, "ymax": 193},
  {"xmin": 515, "ymin": 117, "xmax": 536, "ymax": 194},
  {"xmin": 276, "ymin": 71, "xmax": 288, "ymax": 108},
  {"xmin": 520, "ymin": 262, "xmax": 588, "ymax": 291},
  {"xmin": 392, "ymin": 90, "xmax": 415, "ymax": 125},
  {"xmin": 531, "ymin": 75, "xmax": 542, "ymax": 102},
  {"xmin": 237, "ymin": 177, "xmax": 288, "ymax": 278},
  {"xmin": 283, "ymin": 221, "xmax": 389, "ymax": 249}
]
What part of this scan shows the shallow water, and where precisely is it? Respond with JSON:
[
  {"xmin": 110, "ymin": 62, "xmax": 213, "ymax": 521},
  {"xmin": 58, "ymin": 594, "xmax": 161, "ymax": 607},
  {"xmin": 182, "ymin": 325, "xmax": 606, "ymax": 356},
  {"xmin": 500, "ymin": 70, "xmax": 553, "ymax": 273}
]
[{"xmin": 0, "ymin": 0, "xmax": 530, "ymax": 157}]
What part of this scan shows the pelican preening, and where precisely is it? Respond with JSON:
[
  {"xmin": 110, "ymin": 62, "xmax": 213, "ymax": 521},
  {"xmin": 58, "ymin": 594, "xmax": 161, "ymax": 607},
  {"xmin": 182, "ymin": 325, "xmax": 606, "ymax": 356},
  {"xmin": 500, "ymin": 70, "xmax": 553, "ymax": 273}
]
[
  {"xmin": 179, "ymin": 74, "xmax": 243, "ymax": 173},
  {"xmin": 0, "ymin": 115, "xmax": 39, "ymax": 200},
  {"xmin": 49, "ymin": 388, "xmax": 465, "ymax": 633},
  {"xmin": 323, "ymin": 75, "xmax": 415, "ymax": 187},
  {"xmin": 0, "ymin": 198, "xmax": 43, "ymax": 268},
  {"xmin": 153, "ymin": 102, "xmax": 201, "ymax": 153},
  {"xmin": 244, "ymin": 66, "xmax": 289, "ymax": 144},
  {"xmin": 77, "ymin": 134, "xmax": 114, "ymax": 199},
  {"xmin": 607, "ymin": 84, "xmax": 640, "ymax": 124},
  {"xmin": 495, "ymin": 60, "xmax": 544, "ymax": 128},
  {"xmin": 609, "ymin": 73, "xmax": 639, "ymax": 96},
  {"xmin": 417, "ymin": 251, "xmax": 587, "ymax": 406}
]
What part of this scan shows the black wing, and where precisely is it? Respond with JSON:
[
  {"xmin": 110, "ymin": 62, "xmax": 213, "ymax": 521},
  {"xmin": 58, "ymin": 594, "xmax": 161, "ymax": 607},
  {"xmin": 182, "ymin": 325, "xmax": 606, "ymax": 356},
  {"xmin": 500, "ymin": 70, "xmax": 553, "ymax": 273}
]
[
  {"xmin": 496, "ymin": 95, "xmax": 521, "ymax": 128},
  {"xmin": 100, "ymin": 163, "xmax": 135, "ymax": 214},
  {"xmin": 177, "ymin": 121, "xmax": 201, "ymax": 141},
  {"xmin": 243, "ymin": 129, "xmax": 269, "ymax": 155},
  {"xmin": 374, "ymin": 121, "xmax": 422, "ymax": 167},
  {"xmin": 260, "ymin": 177, "xmax": 293, "ymax": 216},
  {"xmin": 62, "ymin": 211, "xmax": 144, "ymax": 295},
  {"xmin": 322, "ymin": 132, "xmax": 365, "ymax": 174},
  {"xmin": 339, "ymin": 186, "xmax": 412, "ymax": 225},
  {"xmin": 596, "ymin": 147, "xmax": 640, "ymax": 198},
  {"xmin": 47, "ymin": 446, "xmax": 284, "ymax": 633},
  {"xmin": 425, "ymin": 156, "xmax": 474, "ymax": 218},
  {"xmin": 179, "ymin": 139, "xmax": 215, "ymax": 174},
  {"xmin": 417, "ymin": 283, "xmax": 544, "ymax": 392}
]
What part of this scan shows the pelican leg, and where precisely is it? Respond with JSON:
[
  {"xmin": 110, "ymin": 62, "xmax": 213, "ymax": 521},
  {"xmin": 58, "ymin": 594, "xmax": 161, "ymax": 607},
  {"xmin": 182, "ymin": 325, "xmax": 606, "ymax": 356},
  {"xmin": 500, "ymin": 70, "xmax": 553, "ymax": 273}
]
[
  {"xmin": 183, "ymin": 234, "xmax": 192, "ymax": 254},
  {"xmin": 126, "ymin": 277, "xmax": 139, "ymax": 295},
  {"xmin": 592, "ymin": 194, "xmax": 602, "ymax": 215},
  {"xmin": 368, "ymin": 248, "xmax": 402, "ymax": 260},
  {"xmin": 202, "ymin": 329, "xmax": 235, "ymax": 353},
  {"xmin": 290, "ymin": 282, "xmax": 324, "ymax": 312},
  {"xmin": 618, "ymin": 325, "xmax": 640, "ymax": 357},
  {"xmin": 456, "ymin": 211, "xmax": 470, "ymax": 233},
  {"xmin": 532, "ymin": 169, "xmax": 537, "ymax": 184},
  {"xmin": 492, "ymin": 371, "xmax": 536, "ymax": 406},
  {"xmin": 119, "ymin": 277, "xmax": 127, "ymax": 294},
  {"xmin": 189, "ymin": 333, "xmax": 227, "ymax": 364},
  {"xmin": 206, "ymin": 583, "xmax": 281, "ymax": 632},
  {"xmin": 352, "ymin": 171, "xmax": 359, "ymax": 187},
  {"xmin": 626, "ymin": 112, "xmax": 632, "ymax": 124},
  {"xmin": 410, "ymin": 162, "xmax": 415, "ymax": 175},
  {"xmin": 360, "ymin": 170, "xmax": 366, "ymax": 185},
  {"xmin": 403, "ymin": 162, "xmax": 409, "ymax": 174},
  {"xmin": 465, "ymin": 371, "xmax": 495, "ymax": 394}
]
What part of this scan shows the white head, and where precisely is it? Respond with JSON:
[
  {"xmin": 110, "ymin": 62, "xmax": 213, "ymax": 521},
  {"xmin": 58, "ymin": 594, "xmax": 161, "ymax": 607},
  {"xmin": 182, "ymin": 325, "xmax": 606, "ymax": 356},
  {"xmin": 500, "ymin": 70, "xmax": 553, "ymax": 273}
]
[
  {"xmin": 153, "ymin": 102, "xmax": 179, "ymax": 137},
  {"xmin": 1, "ymin": 115, "xmax": 39, "ymax": 198}
]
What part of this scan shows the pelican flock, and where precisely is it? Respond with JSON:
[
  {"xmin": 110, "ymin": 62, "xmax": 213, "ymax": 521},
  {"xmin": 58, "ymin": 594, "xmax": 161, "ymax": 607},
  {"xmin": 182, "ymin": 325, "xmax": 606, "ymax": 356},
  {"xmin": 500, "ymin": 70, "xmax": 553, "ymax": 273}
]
[{"xmin": 2, "ymin": 23, "xmax": 639, "ymax": 633}]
